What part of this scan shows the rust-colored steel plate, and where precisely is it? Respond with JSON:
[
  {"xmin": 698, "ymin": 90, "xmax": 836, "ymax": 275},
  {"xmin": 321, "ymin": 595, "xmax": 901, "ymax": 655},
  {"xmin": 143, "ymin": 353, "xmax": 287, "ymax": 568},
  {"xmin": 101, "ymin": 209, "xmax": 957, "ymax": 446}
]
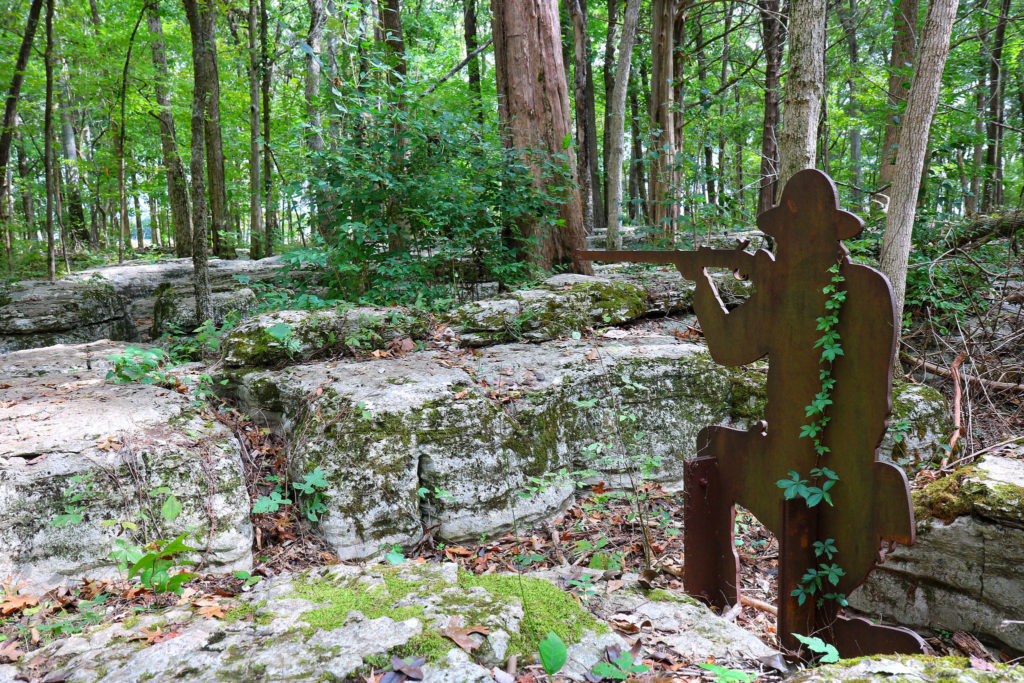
[{"xmin": 579, "ymin": 169, "xmax": 924, "ymax": 658}]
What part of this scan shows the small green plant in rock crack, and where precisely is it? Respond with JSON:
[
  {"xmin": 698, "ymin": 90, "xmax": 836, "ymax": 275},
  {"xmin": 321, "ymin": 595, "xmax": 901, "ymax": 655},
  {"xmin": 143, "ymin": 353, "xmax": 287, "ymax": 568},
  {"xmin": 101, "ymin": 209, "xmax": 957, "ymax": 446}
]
[
  {"xmin": 252, "ymin": 468, "xmax": 331, "ymax": 522},
  {"xmin": 266, "ymin": 322, "xmax": 303, "ymax": 357},
  {"xmin": 591, "ymin": 649, "xmax": 650, "ymax": 680}
]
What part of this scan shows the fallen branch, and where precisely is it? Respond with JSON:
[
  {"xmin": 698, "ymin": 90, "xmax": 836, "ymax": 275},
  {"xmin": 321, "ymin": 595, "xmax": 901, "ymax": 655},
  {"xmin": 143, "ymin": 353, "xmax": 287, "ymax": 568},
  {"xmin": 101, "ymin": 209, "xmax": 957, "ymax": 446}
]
[
  {"xmin": 900, "ymin": 351, "xmax": 1024, "ymax": 393},
  {"xmin": 740, "ymin": 593, "xmax": 777, "ymax": 615},
  {"xmin": 950, "ymin": 210, "xmax": 1024, "ymax": 249},
  {"xmin": 420, "ymin": 38, "xmax": 493, "ymax": 97},
  {"xmin": 942, "ymin": 352, "xmax": 966, "ymax": 468}
]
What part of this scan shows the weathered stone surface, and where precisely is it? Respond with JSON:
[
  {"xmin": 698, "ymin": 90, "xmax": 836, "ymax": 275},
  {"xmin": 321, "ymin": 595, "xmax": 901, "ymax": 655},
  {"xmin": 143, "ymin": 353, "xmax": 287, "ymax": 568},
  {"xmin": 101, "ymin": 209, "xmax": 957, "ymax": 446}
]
[
  {"xmin": 224, "ymin": 337, "xmax": 760, "ymax": 557},
  {"xmin": 223, "ymin": 333, "xmax": 946, "ymax": 562},
  {"xmin": 14, "ymin": 564, "xmax": 777, "ymax": 682},
  {"xmin": 446, "ymin": 274, "xmax": 648, "ymax": 346},
  {"xmin": 0, "ymin": 340, "xmax": 130, "ymax": 378},
  {"xmin": 849, "ymin": 456, "xmax": 1024, "ymax": 653},
  {"xmin": 787, "ymin": 656, "xmax": 1024, "ymax": 682},
  {"xmin": 0, "ymin": 280, "xmax": 137, "ymax": 353},
  {"xmin": 0, "ymin": 342, "xmax": 252, "ymax": 589},
  {"xmin": 150, "ymin": 281, "xmax": 258, "ymax": 337},
  {"xmin": 222, "ymin": 306, "xmax": 428, "ymax": 367},
  {"xmin": 67, "ymin": 256, "xmax": 285, "ymax": 300}
]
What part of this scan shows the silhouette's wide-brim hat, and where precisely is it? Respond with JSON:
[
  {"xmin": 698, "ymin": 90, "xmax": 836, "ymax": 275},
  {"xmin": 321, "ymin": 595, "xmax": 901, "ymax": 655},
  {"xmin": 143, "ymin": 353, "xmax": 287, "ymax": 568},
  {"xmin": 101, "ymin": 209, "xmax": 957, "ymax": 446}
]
[{"xmin": 760, "ymin": 168, "xmax": 864, "ymax": 241}]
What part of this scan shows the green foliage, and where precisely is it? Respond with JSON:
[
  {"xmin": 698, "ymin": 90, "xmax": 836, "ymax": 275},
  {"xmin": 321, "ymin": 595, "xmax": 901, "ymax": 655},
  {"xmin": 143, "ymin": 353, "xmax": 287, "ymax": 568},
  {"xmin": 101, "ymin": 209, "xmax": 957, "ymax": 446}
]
[
  {"xmin": 697, "ymin": 663, "xmax": 757, "ymax": 682},
  {"xmin": 592, "ymin": 651, "xmax": 650, "ymax": 680},
  {"xmin": 105, "ymin": 346, "xmax": 173, "ymax": 385},
  {"xmin": 126, "ymin": 531, "xmax": 198, "ymax": 594},
  {"xmin": 792, "ymin": 632, "xmax": 840, "ymax": 664},
  {"xmin": 538, "ymin": 632, "xmax": 567, "ymax": 677},
  {"xmin": 292, "ymin": 467, "xmax": 331, "ymax": 522}
]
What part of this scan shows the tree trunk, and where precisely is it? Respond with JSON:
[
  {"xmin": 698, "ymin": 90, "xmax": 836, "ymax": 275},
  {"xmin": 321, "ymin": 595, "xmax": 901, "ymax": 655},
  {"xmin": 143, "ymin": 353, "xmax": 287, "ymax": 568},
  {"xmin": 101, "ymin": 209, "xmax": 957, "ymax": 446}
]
[
  {"xmin": 149, "ymin": 195, "xmax": 161, "ymax": 247},
  {"xmin": 879, "ymin": 0, "xmax": 960, "ymax": 320},
  {"xmin": 629, "ymin": 64, "xmax": 648, "ymax": 224},
  {"xmin": 492, "ymin": 0, "xmax": 591, "ymax": 274},
  {"xmin": 776, "ymin": 0, "xmax": 825, "ymax": 194},
  {"xmin": 247, "ymin": 0, "xmax": 263, "ymax": 260},
  {"xmin": 604, "ymin": 0, "xmax": 641, "ymax": 248},
  {"xmin": 133, "ymin": 179, "xmax": 144, "ymax": 249},
  {"xmin": 148, "ymin": 0, "xmax": 192, "ymax": 257},
  {"xmin": 44, "ymin": 0, "xmax": 55, "ymax": 280},
  {"xmin": 756, "ymin": 0, "xmax": 783, "ymax": 215},
  {"xmin": 877, "ymin": 0, "xmax": 916, "ymax": 188},
  {"xmin": 305, "ymin": 0, "xmax": 330, "ymax": 239},
  {"xmin": 199, "ymin": 6, "xmax": 228, "ymax": 258},
  {"xmin": 463, "ymin": 0, "xmax": 484, "ymax": 124},
  {"xmin": 967, "ymin": 37, "xmax": 987, "ymax": 217},
  {"xmin": 0, "ymin": 0, "xmax": 44, "ymax": 270},
  {"xmin": 116, "ymin": 9, "xmax": 147, "ymax": 262},
  {"xmin": 838, "ymin": 0, "xmax": 861, "ymax": 206},
  {"xmin": 183, "ymin": 0, "xmax": 215, "ymax": 323},
  {"xmin": 261, "ymin": 0, "xmax": 276, "ymax": 256},
  {"xmin": 568, "ymin": 0, "xmax": 598, "ymax": 235},
  {"xmin": 717, "ymin": 2, "xmax": 732, "ymax": 211},
  {"xmin": 649, "ymin": 0, "xmax": 684, "ymax": 240},
  {"xmin": 56, "ymin": 57, "xmax": 87, "ymax": 245},
  {"xmin": 981, "ymin": 0, "xmax": 1010, "ymax": 211}
]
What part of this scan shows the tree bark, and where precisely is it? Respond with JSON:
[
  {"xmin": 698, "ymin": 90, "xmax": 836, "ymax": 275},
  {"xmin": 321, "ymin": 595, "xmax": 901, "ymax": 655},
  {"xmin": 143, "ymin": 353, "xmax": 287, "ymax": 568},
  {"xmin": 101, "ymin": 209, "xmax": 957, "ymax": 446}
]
[
  {"xmin": 756, "ymin": 0, "xmax": 784, "ymax": 215},
  {"xmin": 56, "ymin": 56, "xmax": 87, "ymax": 244},
  {"xmin": 116, "ymin": 7, "xmax": 147, "ymax": 262},
  {"xmin": 247, "ymin": 0, "xmax": 263, "ymax": 260},
  {"xmin": 147, "ymin": 0, "xmax": 192, "ymax": 257},
  {"xmin": 492, "ymin": 0, "xmax": 591, "ymax": 274},
  {"xmin": 605, "ymin": 0, "xmax": 641, "ymax": 248},
  {"xmin": 261, "ymin": 0, "xmax": 276, "ymax": 256},
  {"xmin": 981, "ymin": 0, "xmax": 1010, "ymax": 211},
  {"xmin": 838, "ymin": 0, "xmax": 861, "ymax": 206},
  {"xmin": 776, "ymin": 0, "xmax": 825, "ymax": 194},
  {"xmin": 967, "ymin": 31, "xmax": 987, "ymax": 217},
  {"xmin": 463, "ymin": 0, "xmax": 484, "ymax": 124},
  {"xmin": 649, "ymin": 0, "xmax": 684, "ymax": 240},
  {"xmin": 629, "ymin": 62, "xmax": 648, "ymax": 224},
  {"xmin": 149, "ymin": 194, "xmax": 161, "ymax": 247},
  {"xmin": 877, "ymin": 0, "xmax": 916, "ymax": 188},
  {"xmin": 44, "ymin": 0, "xmax": 56, "ymax": 280},
  {"xmin": 305, "ymin": 0, "xmax": 330, "ymax": 239},
  {"xmin": 568, "ymin": 0, "xmax": 600, "ymax": 235},
  {"xmin": 0, "ymin": 0, "xmax": 44, "ymax": 271},
  {"xmin": 133, "ymin": 178, "xmax": 144, "ymax": 249},
  {"xmin": 183, "ymin": 0, "xmax": 215, "ymax": 323},
  {"xmin": 880, "ymin": 0, "xmax": 960, "ymax": 320}
]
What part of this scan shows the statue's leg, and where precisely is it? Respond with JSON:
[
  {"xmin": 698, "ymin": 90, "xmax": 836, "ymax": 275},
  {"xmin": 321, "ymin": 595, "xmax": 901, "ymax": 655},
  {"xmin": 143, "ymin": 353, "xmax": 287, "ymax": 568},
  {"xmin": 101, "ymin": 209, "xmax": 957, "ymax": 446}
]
[{"xmin": 684, "ymin": 424, "xmax": 768, "ymax": 609}]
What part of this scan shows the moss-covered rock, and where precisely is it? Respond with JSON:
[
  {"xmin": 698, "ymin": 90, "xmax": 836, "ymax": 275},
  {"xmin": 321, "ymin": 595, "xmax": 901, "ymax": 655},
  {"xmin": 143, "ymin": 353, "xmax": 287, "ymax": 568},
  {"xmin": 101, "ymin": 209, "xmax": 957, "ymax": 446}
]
[
  {"xmin": 849, "ymin": 456, "xmax": 1024, "ymax": 653},
  {"xmin": 221, "ymin": 306, "xmax": 428, "ymax": 367},
  {"xmin": 446, "ymin": 274, "xmax": 648, "ymax": 346},
  {"xmin": 150, "ymin": 281, "xmax": 258, "ymax": 337},
  {"xmin": 788, "ymin": 655, "xmax": 1024, "ymax": 682},
  {"xmin": 17, "ymin": 564, "xmax": 779, "ymax": 682},
  {"xmin": 0, "ymin": 342, "xmax": 252, "ymax": 588},
  {"xmin": 0, "ymin": 279, "xmax": 137, "ymax": 353}
]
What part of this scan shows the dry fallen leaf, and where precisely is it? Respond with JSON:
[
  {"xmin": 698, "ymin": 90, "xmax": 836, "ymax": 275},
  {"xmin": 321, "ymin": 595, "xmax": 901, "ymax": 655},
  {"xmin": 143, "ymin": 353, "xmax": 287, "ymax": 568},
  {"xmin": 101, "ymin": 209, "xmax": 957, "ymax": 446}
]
[
  {"xmin": 194, "ymin": 598, "xmax": 225, "ymax": 620},
  {"xmin": 441, "ymin": 617, "xmax": 490, "ymax": 652},
  {"xmin": 452, "ymin": 389, "xmax": 468, "ymax": 400},
  {"xmin": 585, "ymin": 349, "xmax": 600, "ymax": 361},
  {"xmin": 0, "ymin": 592, "xmax": 39, "ymax": 615},
  {"xmin": 0, "ymin": 639, "xmax": 24, "ymax": 663}
]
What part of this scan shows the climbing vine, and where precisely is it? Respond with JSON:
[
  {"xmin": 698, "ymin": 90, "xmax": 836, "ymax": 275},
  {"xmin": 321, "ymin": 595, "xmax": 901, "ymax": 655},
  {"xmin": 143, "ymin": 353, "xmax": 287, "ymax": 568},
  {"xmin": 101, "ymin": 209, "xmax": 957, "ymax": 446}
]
[{"xmin": 776, "ymin": 261, "xmax": 850, "ymax": 608}]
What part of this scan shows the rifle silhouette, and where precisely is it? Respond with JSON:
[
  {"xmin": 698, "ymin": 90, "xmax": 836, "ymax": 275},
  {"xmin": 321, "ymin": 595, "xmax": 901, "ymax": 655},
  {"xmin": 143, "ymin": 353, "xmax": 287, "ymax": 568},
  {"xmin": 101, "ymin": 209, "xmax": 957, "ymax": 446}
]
[{"xmin": 577, "ymin": 239, "xmax": 759, "ymax": 282}]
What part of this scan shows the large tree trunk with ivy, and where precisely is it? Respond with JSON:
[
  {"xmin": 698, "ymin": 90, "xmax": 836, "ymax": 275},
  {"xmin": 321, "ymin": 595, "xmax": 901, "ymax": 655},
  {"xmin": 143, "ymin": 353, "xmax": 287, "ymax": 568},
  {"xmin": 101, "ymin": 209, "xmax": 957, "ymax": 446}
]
[
  {"xmin": 491, "ymin": 0, "xmax": 591, "ymax": 274},
  {"xmin": 147, "ymin": 0, "xmax": 192, "ymax": 257},
  {"xmin": 877, "ymin": 0, "xmax": 916, "ymax": 189},
  {"xmin": 880, "ymin": 0, "xmax": 960, "ymax": 320},
  {"xmin": 776, "ymin": 0, "xmax": 825, "ymax": 195},
  {"xmin": 604, "ymin": 0, "xmax": 641, "ymax": 248},
  {"xmin": 183, "ymin": 0, "xmax": 215, "ymax": 324}
]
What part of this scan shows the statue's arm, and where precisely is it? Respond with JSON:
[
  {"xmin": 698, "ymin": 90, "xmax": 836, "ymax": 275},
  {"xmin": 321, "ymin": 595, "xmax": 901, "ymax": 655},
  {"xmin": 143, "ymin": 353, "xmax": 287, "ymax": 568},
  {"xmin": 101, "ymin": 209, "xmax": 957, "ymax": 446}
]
[{"xmin": 693, "ymin": 270, "xmax": 767, "ymax": 366}]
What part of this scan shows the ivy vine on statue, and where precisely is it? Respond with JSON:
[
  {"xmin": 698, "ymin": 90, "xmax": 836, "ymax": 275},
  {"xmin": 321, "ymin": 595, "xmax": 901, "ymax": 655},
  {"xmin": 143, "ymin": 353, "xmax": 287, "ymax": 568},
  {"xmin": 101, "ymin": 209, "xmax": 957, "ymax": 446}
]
[{"xmin": 581, "ymin": 169, "xmax": 926, "ymax": 658}]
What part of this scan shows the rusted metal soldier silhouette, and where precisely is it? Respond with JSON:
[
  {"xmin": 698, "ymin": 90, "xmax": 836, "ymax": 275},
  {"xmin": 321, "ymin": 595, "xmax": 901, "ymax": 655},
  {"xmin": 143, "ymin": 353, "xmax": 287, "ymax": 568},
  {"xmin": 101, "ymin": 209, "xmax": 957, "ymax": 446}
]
[{"xmin": 581, "ymin": 169, "xmax": 926, "ymax": 657}]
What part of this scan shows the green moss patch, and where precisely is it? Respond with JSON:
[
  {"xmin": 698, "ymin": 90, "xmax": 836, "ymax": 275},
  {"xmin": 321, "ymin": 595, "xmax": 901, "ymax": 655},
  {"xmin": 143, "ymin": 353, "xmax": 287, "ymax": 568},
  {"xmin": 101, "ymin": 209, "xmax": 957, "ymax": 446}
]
[
  {"xmin": 914, "ymin": 464, "xmax": 1024, "ymax": 524},
  {"xmin": 458, "ymin": 572, "xmax": 607, "ymax": 656}
]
